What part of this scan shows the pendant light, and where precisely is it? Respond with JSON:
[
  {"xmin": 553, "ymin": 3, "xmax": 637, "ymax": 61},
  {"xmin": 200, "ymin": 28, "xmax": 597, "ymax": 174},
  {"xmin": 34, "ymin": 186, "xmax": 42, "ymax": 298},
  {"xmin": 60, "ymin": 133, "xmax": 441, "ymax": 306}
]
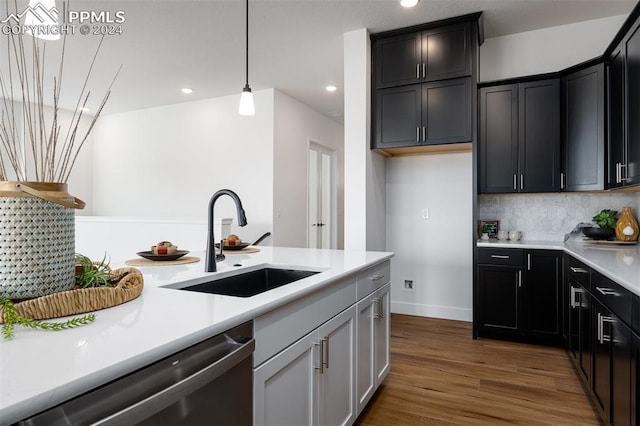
[
  {"xmin": 238, "ymin": 0, "xmax": 255, "ymax": 116},
  {"xmin": 24, "ymin": 0, "xmax": 60, "ymax": 40}
]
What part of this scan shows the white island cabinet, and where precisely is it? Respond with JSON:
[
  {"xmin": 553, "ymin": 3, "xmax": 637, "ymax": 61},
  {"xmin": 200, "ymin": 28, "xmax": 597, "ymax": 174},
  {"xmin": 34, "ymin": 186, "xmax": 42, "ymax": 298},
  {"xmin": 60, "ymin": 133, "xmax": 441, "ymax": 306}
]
[
  {"xmin": 0, "ymin": 247, "xmax": 393, "ymax": 426},
  {"xmin": 253, "ymin": 259, "xmax": 391, "ymax": 426}
]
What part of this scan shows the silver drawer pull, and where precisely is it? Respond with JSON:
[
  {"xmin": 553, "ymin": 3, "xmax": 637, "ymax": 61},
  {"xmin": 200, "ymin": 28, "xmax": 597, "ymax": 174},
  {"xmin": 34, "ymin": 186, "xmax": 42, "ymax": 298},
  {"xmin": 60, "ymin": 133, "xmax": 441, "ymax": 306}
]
[
  {"xmin": 570, "ymin": 267, "xmax": 588, "ymax": 274},
  {"xmin": 371, "ymin": 274, "xmax": 385, "ymax": 282},
  {"xmin": 490, "ymin": 255, "xmax": 510, "ymax": 259},
  {"xmin": 595, "ymin": 287, "xmax": 618, "ymax": 297}
]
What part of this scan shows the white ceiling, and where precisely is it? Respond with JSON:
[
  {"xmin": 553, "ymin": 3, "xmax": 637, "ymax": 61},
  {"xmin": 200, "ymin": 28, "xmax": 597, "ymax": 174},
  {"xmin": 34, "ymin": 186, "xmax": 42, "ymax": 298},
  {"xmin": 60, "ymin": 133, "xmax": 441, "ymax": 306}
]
[{"xmin": 1, "ymin": 0, "xmax": 636, "ymax": 122}]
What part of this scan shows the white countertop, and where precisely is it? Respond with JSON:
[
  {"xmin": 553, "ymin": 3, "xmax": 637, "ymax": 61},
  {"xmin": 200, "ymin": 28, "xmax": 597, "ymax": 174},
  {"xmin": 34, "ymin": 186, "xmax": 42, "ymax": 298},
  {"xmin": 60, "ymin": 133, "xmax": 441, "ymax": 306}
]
[
  {"xmin": 478, "ymin": 239, "xmax": 640, "ymax": 297},
  {"xmin": 0, "ymin": 247, "xmax": 393, "ymax": 424}
]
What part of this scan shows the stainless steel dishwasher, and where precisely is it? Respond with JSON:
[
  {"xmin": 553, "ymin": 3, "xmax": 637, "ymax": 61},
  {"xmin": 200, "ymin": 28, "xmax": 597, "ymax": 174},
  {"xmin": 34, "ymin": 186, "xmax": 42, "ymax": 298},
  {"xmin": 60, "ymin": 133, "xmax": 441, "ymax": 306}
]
[{"xmin": 17, "ymin": 321, "xmax": 254, "ymax": 426}]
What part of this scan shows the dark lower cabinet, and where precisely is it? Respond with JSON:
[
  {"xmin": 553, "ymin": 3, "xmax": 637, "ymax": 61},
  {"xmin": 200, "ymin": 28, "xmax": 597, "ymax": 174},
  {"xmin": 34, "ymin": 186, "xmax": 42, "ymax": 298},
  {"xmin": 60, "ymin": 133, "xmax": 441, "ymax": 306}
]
[{"xmin": 476, "ymin": 248, "xmax": 562, "ymax": 344}]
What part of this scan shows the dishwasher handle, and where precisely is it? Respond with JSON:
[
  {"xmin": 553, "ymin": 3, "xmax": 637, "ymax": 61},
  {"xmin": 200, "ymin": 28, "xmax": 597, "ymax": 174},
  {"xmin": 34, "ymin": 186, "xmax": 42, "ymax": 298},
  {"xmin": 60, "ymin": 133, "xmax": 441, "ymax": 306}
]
[{"xmin": 96, "ymin": 337, "xmax": 255, "ymax": 426}]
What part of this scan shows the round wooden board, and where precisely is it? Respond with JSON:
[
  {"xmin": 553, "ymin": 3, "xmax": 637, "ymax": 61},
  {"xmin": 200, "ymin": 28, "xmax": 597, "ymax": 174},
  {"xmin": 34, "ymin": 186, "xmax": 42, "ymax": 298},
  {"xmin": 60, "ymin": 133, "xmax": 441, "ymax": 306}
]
[{"xmin": 125, "ymin": 256, "xmax": 201, "ymax": 267}]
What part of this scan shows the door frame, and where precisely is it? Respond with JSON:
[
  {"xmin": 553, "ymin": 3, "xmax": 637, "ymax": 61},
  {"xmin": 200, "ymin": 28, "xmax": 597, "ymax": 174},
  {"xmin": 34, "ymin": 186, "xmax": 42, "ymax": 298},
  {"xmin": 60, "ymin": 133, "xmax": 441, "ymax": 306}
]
[{"xmin": 307, "ymin": 139, "xmax": 338, "ymax": 249}]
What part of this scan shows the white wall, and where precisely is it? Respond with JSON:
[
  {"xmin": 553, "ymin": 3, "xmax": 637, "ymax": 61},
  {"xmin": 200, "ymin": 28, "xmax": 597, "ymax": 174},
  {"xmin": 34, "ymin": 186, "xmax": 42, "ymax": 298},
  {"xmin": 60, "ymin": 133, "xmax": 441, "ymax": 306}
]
[
  {"xmin": 386, "ymin": 153, "xmax": 473, "ymax": 322},
  {"xmin": 344, "ymin": 28, "xmax": 386, "ymax": 252},
  {"xmin": 90, "ymin": 90, "xmax": 275, "ymax": 243},
  {"xmin": 273, "ymin": 90, "xmax": 344, "ymax": 248},
  {"xmin": 480, "ymin": 14, "xmax": 627, "ymax": 82}
]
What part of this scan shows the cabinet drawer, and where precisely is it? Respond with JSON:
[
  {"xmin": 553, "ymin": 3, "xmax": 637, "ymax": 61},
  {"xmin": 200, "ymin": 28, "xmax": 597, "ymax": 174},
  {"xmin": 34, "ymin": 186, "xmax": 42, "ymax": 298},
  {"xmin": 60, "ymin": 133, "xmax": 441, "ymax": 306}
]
[
  {"xmin": 592, "ymin": 271, "xmax": 632, "ymax": 326},
  {"xmin": 357, "ymin": 260, "xmax": 391, "ymax": 299},
  {"xmin": 478, "ymin": 248, "xmax": 523, "ymax": 266},
  {"xmin": 565, "ymin": 255, "xmax": 591, "ymax": 288}
]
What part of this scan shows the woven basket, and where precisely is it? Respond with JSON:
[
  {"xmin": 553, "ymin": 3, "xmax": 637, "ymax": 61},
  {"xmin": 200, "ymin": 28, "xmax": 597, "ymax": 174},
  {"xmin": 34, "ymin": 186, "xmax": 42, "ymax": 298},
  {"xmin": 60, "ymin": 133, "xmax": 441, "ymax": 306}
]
[
  {"xmin": 0, "ymin": 267, "xmax": 143, "ymax": 323},
  {"xmin": 0, "ymin": 181, "xmax": 86, "ymax": 299}
]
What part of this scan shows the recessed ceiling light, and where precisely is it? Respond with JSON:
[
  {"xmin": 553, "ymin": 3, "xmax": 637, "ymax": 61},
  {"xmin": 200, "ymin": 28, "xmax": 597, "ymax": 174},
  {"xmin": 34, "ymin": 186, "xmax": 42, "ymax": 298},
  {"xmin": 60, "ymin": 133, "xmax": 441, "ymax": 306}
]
[
  {"xmin": 400, "ymin": 0, "xmax": 419, "ymax": 7},
  {"xmin": 181, "ymin": 88, "xmax": 193, "ymax": 94},
  {"xmin": 80, "ymin": 107, "xmax": 90, "ymax": 112},
  {"xmin": 326, "ymin": 85, "xmax": 338, "ymax": 92}
]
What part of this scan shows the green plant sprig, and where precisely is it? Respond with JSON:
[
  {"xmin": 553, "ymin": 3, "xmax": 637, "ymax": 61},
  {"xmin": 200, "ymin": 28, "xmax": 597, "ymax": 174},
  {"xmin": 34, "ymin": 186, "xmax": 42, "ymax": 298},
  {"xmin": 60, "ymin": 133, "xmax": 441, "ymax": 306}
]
[
  {"xmin": 75, "ymin": 253, "xmax": 112, "ymax": 288},
  {"xmin": 0, "ymin": 298, "xmax": 95, "ymax": 340}
]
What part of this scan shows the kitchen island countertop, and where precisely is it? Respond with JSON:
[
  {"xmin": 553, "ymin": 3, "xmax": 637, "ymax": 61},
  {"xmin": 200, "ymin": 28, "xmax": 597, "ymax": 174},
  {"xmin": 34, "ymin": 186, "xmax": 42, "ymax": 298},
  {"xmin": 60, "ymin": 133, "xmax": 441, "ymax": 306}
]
[
  {"xmin": 0, "ymin": 246, "xmax": 393, "ymax": 425},
  {"xmin": 477, "ymin": 239, "xmax": 640, "ymax": 297}
]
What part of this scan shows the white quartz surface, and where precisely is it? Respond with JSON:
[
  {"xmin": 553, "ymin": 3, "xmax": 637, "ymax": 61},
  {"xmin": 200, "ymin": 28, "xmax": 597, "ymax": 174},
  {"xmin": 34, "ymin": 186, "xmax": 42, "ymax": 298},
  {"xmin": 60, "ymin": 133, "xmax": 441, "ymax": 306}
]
[
  {"xmin": 478, "ymin": 239, "xmax": 640, "ymax": 297},
  {"xmin": 0, "ymin": 247, "xmax": 393, "ymax": 424}
]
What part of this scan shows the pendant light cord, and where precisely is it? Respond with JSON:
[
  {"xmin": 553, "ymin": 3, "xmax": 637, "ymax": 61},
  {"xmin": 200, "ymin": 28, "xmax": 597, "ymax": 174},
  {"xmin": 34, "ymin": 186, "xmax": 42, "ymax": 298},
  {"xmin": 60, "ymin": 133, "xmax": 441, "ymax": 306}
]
[{"xmin": 245, "ymin": 0, "xmax": 249, "ymax": 87}]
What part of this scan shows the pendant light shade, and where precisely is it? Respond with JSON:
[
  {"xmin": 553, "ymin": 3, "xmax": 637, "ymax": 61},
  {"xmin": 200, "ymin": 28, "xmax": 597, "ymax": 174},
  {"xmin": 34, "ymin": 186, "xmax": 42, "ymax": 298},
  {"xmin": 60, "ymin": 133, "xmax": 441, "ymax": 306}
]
[
  {"xmin": 24, "ymin": 0, "xmax": 60, "ymax": 40},
  {"xmin": 239, "ymin": 0, "xmax": 255, "ymax": 116}
]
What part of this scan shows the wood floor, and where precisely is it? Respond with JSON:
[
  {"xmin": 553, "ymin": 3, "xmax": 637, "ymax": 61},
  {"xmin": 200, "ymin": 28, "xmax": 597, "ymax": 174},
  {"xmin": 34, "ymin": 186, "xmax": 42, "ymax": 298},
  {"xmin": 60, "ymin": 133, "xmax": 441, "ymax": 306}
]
[{"xmin": 355, "ymin": 314, "xmax": 600, "ymax": 425}]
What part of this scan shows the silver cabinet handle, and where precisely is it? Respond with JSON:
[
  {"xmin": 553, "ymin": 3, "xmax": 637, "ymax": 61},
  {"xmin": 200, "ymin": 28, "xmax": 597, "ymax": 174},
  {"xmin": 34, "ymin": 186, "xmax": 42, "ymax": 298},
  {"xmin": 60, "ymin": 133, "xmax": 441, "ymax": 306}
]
[
  {"xmin": 570, "ymin": 267, "xmax": 588, "ymax": 274},
  {"xmin": 602, "ymin": 316, "xmax": 614, "ymax": 343},
  {"xmin": 513, "ymin": 174, "xmax": 517, "ymax": 191},
  {"xmin": 490, "ymin": 255, "xmax": 510, "ymax": 259},
  {"xmin": 520, "ymin": 174, "xmax": 524, "ymax": 190},
  {"xmin": 560, "ymin": 172, "xmax": 565, "ymax": 189},
  {"xmin": 616, "ymin": 163, "xmax": 621, "ymax": 184},
  {"xmin": 416, "ymin": 127, "xmax": 420, "ymax": 142},
  {"xmin": 621, "ymin": 163, "xmax": 629, "ymax": 182},
  {"xmin": 422, "ymin": 63, "xmax": 426, "ymax": 79},
  {"xmin": 416, "ymin": 63, "xmax": 420, "ymax": 79},
  {"xmin": 373, "ymin": 297, "xmax": 381, "ymax": 320},
  {"xmin": 597, "ymin": 312, "xmax": 603, "ymax": 344},
  {"xmin": 527, "ymin": 254, "xmax": 531, "ymax": 271},
  {"xmin": 314, "ymin": 338, "xmax": 325, "ymax": 374},
  {"xmin": 371, "ymin": 274, "xmax": 385, "ymax": 282},
  {"xmin": 595, "ymin": 287, "xmax": 618, "ymax": 297},
  {"xmin": 422, "ymin": 126, "xmax": 426, "ymax": 142},
  {"xmin": 322, "ymin": 337, "xmax": 329, "ymax": 369},
  {"xmin": 570, "ymin": 286, "xmax": 578, "ymax": 308},
  {"xmin": 517, "ymin": 270, "xmax": 522, "ymax": 288}
]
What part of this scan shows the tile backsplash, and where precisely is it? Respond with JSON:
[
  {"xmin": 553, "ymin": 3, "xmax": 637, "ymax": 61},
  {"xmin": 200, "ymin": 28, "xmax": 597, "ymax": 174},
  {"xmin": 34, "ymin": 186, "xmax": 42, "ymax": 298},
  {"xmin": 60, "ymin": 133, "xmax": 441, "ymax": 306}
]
[{"xmin": 479, "ymin": 193, "xmax": 640, "ymax": 241}]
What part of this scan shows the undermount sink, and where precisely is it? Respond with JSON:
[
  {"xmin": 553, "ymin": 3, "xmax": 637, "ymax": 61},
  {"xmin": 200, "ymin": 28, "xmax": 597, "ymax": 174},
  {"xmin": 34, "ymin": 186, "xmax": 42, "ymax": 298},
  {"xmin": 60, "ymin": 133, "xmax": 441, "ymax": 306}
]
[{"xmin": 176, "ymin": 267, "xmax": 320, "ymax": 297}]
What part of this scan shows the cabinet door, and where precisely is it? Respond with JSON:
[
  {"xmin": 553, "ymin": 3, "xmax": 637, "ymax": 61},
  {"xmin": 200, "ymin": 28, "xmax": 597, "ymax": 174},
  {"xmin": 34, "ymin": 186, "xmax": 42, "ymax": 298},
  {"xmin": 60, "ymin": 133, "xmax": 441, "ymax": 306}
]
[
  {"xmin": 518, "ymin": 79, "xmax": 561, "ymax": 192},
  {"xmin": 422, "ymin": 77, "xmax": 471, "ymax": 145},
  {"xmin": 479, "ymin": 84, "xmax": 519, "ymax": 193},
  {"xmin": 422, "ymin": 23, "xmax": 471, "ymax": 81},
  {"xmin": 563, "ymin": 63, "xmax": 605, "ymax": 191},
  {"xmin": 317, "ymin": 306, "xmax": 356, "ymax": 426},
  {"xmin": 592, "ymin": 299, "xmax": 612, "ymax": 423},
  {"xmin": 374, "ymin": 33, "xmax": 422, "ymax": 88},
  {"xmin": 356, "ymin": 294, "xmax": 376, "ymax": 414},
  {"xmin": 374, "ymin": 283, "xmax": 391, "ymax": 384},
  {"xmin": 524, "ymin": 251, "xmax": 561, "ymax": 338},
  {"xmin": 607, "ymin": 46, "xmax": 626, "ymax": 189},
  {"xmin": 612, "ymin": 318, "xmax": 632, "ymax": 426},
  {"xmin": 253, "ymin": 331, "xmax": 318, "ymax": 426},
  {"xmin": 578, "ymin": 288, "xmax": 593, "ymax": 385},
  {"xmin": 625, "ymin": 22, "xmax": 640, "ymax": 186},
  {"xmin": 374, "ymin": 84, "xmax": 422, "ymax": 149},
  {"xmin": 477, "ymin": 265, "xmax": 521, "ymax": 333}
]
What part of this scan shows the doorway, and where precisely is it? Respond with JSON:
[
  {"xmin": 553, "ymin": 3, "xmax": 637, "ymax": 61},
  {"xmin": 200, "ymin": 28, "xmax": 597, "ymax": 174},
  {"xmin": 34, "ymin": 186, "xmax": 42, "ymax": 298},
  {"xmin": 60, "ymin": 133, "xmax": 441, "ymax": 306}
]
[{"xmin": 307, "ymin": 141, "xmax": 336, "ymax": 249}]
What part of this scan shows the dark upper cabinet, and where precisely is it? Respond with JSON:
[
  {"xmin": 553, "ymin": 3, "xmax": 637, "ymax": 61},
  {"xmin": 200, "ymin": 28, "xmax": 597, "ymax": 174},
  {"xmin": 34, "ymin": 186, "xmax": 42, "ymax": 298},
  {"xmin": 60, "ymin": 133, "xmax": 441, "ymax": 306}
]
[
  {"xmin": 374, "ymin": 78, "xmax": 471, "ymax": 149},
  {"xmin": 375, "ymin": 23, "xmax": 471, "ymax": 89},
  {"xmin": 479, "ymin": 79, "xmax": 561, "ymax": 193},
  {"xmin": 608, "ymin": 46, "xmax": 626, "ymax": 189},
  {"xmin": 375, "ymin": 33, "xmax": 422, "ymax": 88},
  {"xmin": 562, "ymin": 63, "xmax": 605, "ymax": 191},
  {"xmin": 375, "ymin": 85, "xmax": 422, "ymax": 148},
  {"xmin": 607, "ymin": 17, "xmax": 640, "ymax": 188},
  {"xmin": 625, "ymin": 21, "xmax": 640, "ymax": 186}
]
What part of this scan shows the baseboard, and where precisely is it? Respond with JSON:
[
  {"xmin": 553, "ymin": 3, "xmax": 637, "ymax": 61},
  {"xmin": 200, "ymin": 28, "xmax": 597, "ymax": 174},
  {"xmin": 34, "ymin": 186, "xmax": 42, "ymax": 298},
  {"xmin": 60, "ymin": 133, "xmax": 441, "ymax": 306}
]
[{"xmin": 390, "ymin": 301, "xmax": 472, "ymax": 322}]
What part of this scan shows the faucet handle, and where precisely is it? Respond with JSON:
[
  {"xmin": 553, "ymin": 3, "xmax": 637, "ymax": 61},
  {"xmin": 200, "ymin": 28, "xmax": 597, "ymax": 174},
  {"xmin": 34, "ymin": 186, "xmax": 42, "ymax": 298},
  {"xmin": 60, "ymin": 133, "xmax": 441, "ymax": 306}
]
[{"xmin": 216, "ymin": 239, "xmax": 226, "ymax": 261}]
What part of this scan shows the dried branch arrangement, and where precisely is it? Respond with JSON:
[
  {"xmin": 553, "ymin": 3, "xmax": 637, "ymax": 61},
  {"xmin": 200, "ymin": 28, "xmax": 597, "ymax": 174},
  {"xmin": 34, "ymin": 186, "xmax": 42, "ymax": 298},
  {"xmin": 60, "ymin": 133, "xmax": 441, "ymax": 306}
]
[{"xmin": 0, "ymin": 2, "xmax": 120, "ymax": 182}]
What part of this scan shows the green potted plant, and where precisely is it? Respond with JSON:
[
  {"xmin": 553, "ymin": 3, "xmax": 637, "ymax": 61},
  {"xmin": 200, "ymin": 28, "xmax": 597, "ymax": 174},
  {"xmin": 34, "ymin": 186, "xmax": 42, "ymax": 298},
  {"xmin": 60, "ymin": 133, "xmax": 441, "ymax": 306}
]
[
  {"xmin": 480, "ymin": 224, "xmax": 490, "ymax": 240},
  {"xmin": 583, "ymin": 209, "xmax": 617, "ymax": 240}
]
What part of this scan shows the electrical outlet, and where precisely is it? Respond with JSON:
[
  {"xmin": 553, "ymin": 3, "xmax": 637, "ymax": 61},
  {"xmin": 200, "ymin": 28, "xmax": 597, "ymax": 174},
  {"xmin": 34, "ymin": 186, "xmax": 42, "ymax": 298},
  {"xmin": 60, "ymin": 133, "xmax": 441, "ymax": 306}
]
[
  {"xmin": 404, "ymin": 279, "xmax": 414, "ymax": 291},
  {"xmin": 421, "ymin": 208, "xmax": 429, "ymax": 219}
]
